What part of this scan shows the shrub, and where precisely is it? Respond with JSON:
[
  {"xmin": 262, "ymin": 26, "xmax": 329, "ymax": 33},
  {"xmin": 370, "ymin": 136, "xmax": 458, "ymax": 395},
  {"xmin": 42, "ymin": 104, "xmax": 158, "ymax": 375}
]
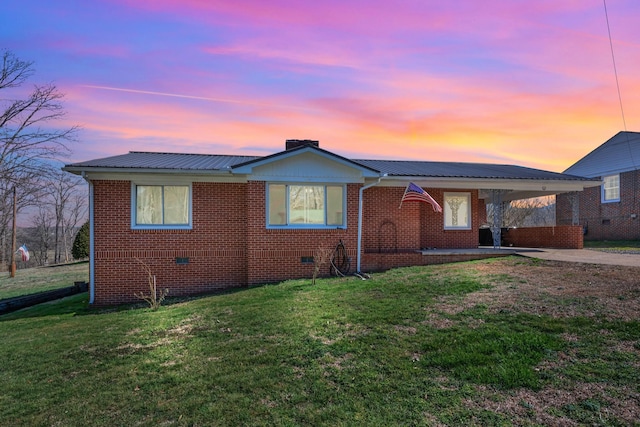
[
  {"xmin": 134, "ymin": 258, "xmax": 169, "ymax": 310},
  {"xmin": 71, "ymin": 221, "xmax": 89, "ymax": 260}
]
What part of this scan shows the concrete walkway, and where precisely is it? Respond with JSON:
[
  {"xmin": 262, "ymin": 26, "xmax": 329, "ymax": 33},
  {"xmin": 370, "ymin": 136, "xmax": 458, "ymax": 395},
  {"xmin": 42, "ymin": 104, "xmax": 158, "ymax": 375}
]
[{"xmin": 514, "ymin": 247, "xmax": 640, "ymax": 267}]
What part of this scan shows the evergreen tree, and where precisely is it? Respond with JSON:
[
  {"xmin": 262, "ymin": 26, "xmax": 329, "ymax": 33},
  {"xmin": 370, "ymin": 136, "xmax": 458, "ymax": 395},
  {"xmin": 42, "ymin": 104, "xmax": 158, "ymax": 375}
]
[{"xmin": 71, "ymin": 221, "xmax": 89, "ymax": 260}]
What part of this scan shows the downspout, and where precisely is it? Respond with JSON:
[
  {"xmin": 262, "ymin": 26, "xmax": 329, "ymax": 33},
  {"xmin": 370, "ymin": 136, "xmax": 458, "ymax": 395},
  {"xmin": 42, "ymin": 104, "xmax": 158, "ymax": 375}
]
[
  {"xmin": 356, "ymin": 174, "xmax": 386, "ymax": 273},
  {"xmin": 82, "ymin": 172, "xmax": 95, "ymax": 304}
]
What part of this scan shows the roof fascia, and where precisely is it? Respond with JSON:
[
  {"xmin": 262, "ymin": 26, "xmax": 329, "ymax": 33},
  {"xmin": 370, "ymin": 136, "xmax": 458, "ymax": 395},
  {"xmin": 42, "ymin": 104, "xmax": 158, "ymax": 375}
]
[
  {"xmin": 63, "ymin": 169, "xmax": 247, "ymax": 183},
  {"xmin": 63, "ymin": 166, "xmax": 234, "ymax": 176}
]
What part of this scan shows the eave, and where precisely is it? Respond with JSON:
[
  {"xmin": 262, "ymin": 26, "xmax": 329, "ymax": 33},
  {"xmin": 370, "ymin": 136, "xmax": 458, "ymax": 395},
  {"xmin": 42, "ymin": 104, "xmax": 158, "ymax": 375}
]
[
  {"xmin": 372, "ymin": 175, "xmax": 601, "ymax": 202},
  {"xmin": 62, "ymin": 166, "xmax": 246, "ymax": 183}
]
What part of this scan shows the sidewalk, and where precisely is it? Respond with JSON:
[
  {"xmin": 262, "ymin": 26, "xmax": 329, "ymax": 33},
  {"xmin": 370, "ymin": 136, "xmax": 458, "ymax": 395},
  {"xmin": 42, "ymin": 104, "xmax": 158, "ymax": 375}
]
[{"xmin": 515, "ymin": 247, "xmax": 640, "ymax": 267}]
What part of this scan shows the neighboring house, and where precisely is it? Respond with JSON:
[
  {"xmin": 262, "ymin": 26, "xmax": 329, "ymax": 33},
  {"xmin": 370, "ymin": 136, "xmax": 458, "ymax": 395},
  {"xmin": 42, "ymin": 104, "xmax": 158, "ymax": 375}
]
[
  {"xmin": 64, "ymin": 139, "xmax": 598, "ymax": 305},
  {"xmin": 557, "ymin": 131, "xmax": 640, "ymax": 240}
]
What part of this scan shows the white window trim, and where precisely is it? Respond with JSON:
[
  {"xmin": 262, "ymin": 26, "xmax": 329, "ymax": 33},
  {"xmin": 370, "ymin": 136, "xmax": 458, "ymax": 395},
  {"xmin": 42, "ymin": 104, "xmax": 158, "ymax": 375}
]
[
  {"xmin": 266, "ymin": 183, "xmax": 347, "ymax": 229},
  {"xmin": 444, "ymin": 192, "xmax": 472, "ymax": 230},
  {"xmin": 601, "ymin": 174, "xmax": 620, "ymax": 203},
  {"xmin": 131, "ymin": 182, "xmax": 193, "ymax": 230}
]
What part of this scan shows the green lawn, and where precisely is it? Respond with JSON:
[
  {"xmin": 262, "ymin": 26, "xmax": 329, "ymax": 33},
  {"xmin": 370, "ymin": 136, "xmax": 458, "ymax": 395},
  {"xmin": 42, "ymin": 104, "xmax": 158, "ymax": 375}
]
[
  {"xmin": 584, "ymin": 240, "xmax": 640, "ymax": 253},
  {"xmin": 0, "ymin": 258, "xmax": 638, "ymax": 426},
  {"xmin": 0, "ymin": 261, "xmax": 89, "ymax": 300}
]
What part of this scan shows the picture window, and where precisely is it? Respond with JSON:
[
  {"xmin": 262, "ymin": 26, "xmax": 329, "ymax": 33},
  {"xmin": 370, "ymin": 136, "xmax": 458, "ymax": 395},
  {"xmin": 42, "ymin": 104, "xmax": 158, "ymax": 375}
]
[{"xmin": 267, "ymin": 184, "xmax": 345, "ymax": 228}]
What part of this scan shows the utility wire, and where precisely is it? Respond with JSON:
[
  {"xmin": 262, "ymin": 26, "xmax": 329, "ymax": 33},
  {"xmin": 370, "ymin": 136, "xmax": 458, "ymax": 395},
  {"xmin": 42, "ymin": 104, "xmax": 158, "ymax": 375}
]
[
  {"xmin": 603, "ymin": 0, "xmax": 627, "ymax": 131},
  {"xmin": 603, "ymin": 0, "xmax": 639, "ymax": 216}
]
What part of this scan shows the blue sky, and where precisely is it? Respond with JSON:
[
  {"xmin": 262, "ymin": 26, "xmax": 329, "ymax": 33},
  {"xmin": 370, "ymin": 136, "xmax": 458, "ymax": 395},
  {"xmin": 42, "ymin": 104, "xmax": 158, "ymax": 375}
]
[{"xmin": 2, "ymin": 0, "xmax": 639, "ymax": 171}]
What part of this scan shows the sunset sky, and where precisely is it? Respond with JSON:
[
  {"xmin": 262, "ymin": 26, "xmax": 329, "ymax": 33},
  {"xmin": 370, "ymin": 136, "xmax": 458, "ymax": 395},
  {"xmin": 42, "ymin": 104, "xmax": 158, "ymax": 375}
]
[{"xmin": 3, "ymin": 0, "xmax": 639, "ymax": 172}]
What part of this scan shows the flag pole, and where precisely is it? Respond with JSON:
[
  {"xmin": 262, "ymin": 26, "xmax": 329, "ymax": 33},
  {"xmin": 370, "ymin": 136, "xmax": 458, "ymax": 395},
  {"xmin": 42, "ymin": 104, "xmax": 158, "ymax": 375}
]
[
  {"xmin": 398, "ymin": 183, "xmax": 410, "ymax": 209},
  {"xmin": 10, "ymin": 186, "xmax": 17, "ymax": 278}
]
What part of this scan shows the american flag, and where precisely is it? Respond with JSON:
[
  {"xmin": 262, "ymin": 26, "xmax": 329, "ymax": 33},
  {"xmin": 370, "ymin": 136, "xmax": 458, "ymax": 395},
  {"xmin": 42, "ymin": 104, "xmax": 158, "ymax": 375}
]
[
  {"xmin": 399, "ymin": 182, "xmax": 442, "ymax": 212},
  {"xmin": 18, "ymin": 244, "xmax": 30, "ymax": 262}
]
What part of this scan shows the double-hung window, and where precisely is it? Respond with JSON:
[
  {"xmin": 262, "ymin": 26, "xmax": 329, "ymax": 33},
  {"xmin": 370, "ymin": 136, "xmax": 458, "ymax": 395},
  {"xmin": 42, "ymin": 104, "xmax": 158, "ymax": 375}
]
[
  {"xmin": 132, "ymin": 183, "xmax": 191, "ymax": 229},
  {"xmin": 602, "ymin": 174, "xmax": 620, "ymax": 203},
  {"xmin": 268, "ymin": 184, "xmax": 345, "ymax": 228}
]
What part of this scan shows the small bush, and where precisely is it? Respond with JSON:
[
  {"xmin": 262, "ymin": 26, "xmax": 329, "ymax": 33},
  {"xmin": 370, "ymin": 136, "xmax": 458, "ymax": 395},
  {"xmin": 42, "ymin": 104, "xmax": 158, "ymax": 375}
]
[
  {"xmin": 71, "ymin": 221, "xmax": 89, "ymax": 260},
  {"xmin": 134, "ymin": 258, "xmax": 168, "ymax": 310}
]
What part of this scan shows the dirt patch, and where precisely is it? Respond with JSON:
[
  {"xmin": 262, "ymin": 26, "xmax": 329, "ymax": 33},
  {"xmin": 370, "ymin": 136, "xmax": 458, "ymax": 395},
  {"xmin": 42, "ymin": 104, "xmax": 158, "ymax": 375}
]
[
  {"xmin": 466, "ymin": 381, "xmax": 640, "ymax": 426},
  {"xmin": 434, "ymin": 257, "xmax": 640, "ymax": 321},
  {"xmin": 429, "ymin": 257, "xmax": 640, "ymax": 424}
]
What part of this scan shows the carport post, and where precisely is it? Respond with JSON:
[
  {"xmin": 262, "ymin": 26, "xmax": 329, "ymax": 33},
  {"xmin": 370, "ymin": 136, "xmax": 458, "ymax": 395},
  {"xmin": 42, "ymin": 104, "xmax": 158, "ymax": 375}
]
[
  {"xmin": 490, "ymin": 190, "xmax": 504, "ymax": 248},
  {"xmin": 568, "ymin": 192, "xmax": 580, "ymax": 226}
]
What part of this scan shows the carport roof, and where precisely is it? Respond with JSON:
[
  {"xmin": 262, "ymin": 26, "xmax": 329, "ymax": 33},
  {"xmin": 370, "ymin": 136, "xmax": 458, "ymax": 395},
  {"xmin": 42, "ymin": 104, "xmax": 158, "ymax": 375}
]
[{"xmin": 352, "ymin": 159, "xmax": 589, "ymax": 182}]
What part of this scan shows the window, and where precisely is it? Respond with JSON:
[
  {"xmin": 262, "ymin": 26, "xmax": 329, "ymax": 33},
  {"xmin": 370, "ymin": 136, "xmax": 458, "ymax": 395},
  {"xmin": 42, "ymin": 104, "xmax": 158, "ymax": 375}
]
[
  {"xmin": 602, "ymin": 174, "xmax": 620, "ymax": 203},
  {"xmin": 132, "ymin": 184, "xmax": 191, "ymax": 229},
  {"xmin": 444, "ymin": 192, "xmax": 471, "ymax": 230},
  {"xmin": 268, "ymin": 184, "xmax": 345, "ymax": 228}
]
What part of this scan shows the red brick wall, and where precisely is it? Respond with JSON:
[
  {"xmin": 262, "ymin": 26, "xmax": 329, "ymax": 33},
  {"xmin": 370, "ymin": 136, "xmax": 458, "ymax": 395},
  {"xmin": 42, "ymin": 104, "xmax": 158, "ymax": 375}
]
[
  {"xmin": 244, "ymin": 184, "xmax": 482, "ymax": 283},
  {"xmin": 501, "ymin": 226, "xmax": 583, "ymax": 249},
  {"xmin": 362, "ymin": 187, "xmax": 480, "ymax": 253},
  {"xmin": 245, "ymin": 181, "xmax": 358, "ymax": 285},
  {"xmin": 363, "ymin": 186, "xmax": 421, "ymax": 253},
  {"xmin": 555, "ymin": 191, "xmax": 573, "ymax": 226},
  {"xmin": 477, "ymin": 198, "xmax": 488, "ymax": 226},
  {"xmin": 92, "ymin": 180, "xmax": 248, "ymax": 305},
  {"xmin": 91, "ymin": 180, "xmax": 485, "ymax": 305},
  {"xmin": 556, "ymin": 170, "xmax": 640, "ymax": 240},
  {"xmin": 422, "ymin": 189, "xmax": 480, "ymax": 249}
]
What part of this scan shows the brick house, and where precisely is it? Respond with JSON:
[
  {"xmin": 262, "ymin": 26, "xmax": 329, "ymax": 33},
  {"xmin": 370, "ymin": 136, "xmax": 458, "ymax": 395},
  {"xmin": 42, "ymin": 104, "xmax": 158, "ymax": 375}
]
[
  {"xmin": 557, "ymin": 131, "xmax": 640, "ymax": 240},
  {"xmin": 64, "ymin": 140, "xmax": 598, "ymax": 305}
]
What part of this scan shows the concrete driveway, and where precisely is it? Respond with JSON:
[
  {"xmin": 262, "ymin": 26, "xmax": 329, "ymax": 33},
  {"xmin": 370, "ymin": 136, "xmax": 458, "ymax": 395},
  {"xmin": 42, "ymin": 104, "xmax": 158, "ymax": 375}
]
[{"xmin": 515, "ymin": 248, "xmax": 640, "ymax": 267}]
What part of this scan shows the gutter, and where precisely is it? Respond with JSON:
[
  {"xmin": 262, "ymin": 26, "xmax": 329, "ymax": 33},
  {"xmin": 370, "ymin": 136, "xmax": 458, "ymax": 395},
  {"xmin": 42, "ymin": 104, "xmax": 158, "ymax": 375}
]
[
  {"xmin": 356, "ymin": 174, "xmax": 386, "ymax": 273},
  {"xmin": 81, "ymin": 172, "xmax": 95, "ymax": 304}
]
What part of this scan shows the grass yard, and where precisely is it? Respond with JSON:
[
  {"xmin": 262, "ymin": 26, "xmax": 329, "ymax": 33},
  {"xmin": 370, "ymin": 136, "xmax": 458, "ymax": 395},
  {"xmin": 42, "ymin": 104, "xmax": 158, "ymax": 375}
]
[
  {"xmin": 0, "ymin": 261, "xmax": 89, "ymax": 300},
  {"xmin": 0, "ymin": 257, "xmax": 639, "ymax": 426},
  {"xmin": 584, "ymin": 240, "xmax": 640, "ymax": 254}
]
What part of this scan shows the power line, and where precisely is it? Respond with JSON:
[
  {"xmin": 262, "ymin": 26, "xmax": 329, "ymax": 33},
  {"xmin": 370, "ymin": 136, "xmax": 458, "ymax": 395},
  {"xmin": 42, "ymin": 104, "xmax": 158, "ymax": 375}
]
[
  {"xmin": 603, "ymin": 0, "xmax": 638, "ymax": 215},
  {"xmin": 603, "ymin": 0, "xmax": 627, "ymax": 131}
]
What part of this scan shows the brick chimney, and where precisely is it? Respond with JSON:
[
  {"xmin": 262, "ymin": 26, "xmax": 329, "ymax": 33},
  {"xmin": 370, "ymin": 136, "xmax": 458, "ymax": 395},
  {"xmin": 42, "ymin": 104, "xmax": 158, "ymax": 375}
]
[{"xmin": 285, "ymin": 139, "xmax": 319, "ymax": 150}]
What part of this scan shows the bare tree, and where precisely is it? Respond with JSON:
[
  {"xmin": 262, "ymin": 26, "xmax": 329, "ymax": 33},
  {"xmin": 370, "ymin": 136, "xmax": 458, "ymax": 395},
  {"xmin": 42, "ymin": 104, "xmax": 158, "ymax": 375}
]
[
  {"xmin": 22, "ymin": 169, "xmax": 87, "ymax": 266},
  {"xmin": 0, "ymin": 50, "xmax": 78, "ymax": 271},
  {"xmin": 28, "ymin": 205, "xmax": 54, "ymax": 266},
  {"xmin": 0, "ymin": 172, "xmax": 40, "ymax": 268},
  {"xmin": 62, "ymin": 191, "xmax": 88, "ymax": 261},
  {"xmin": 487, "ymin": 196, "xmax": 555, "ymax": 228},
  {"xmin": 45, "ymin": 169, "xmax": 86, "ymax": 263}
]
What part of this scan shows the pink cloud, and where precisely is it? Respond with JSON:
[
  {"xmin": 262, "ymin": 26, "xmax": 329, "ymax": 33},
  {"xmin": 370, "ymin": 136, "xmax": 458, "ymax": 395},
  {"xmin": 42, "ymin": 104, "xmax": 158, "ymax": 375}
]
[{"xmin": 48, "ymin": 0, "xmax": 639, "ymax": 172}]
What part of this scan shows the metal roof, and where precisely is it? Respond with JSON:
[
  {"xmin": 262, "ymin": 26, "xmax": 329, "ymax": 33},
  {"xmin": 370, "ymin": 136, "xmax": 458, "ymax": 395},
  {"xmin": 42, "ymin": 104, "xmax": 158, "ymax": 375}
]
[
  {"xmin": 564, "ymin": 131, "xmax": 640, "ymax": 178},
  {"xmin": 353, "ymin": 159, "xmax": 591, "ymax": 181},
  {"xmin": 65, "ymin": 147, "xmax": 595, "ymax": 183},
  {"xmin": 66, "ymin": 151, "xmax": 259, "ymax": 171}
]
